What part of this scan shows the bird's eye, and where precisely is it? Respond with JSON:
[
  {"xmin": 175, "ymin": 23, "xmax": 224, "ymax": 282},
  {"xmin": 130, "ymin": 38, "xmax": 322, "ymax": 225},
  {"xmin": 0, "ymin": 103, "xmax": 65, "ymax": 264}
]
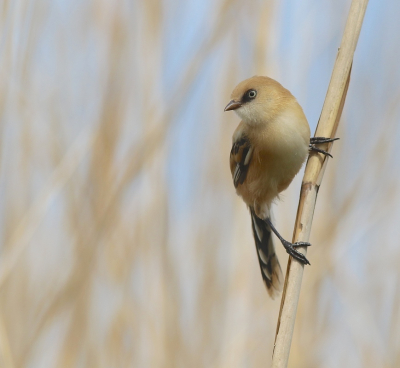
[
  {"xmin": 242, "ymin": 89, "xmax": 257, "ymax": 103},
  {"xmin": 247, "ymin": 90, "xmax": 257, "ymax": 99}
]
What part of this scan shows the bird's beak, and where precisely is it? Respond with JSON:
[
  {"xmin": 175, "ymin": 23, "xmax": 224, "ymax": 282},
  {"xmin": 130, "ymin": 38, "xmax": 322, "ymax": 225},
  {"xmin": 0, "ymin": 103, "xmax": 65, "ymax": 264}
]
[{"xmin": 224, "ymin": 100, "xmax": 242, "ymax": 111}]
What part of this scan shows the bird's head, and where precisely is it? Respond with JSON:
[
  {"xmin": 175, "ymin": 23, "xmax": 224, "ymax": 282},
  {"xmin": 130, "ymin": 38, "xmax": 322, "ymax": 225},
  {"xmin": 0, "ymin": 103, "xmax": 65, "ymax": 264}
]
[{"xmin": 224, "ymin": 76, "xmax": 293, "ymax": 124}]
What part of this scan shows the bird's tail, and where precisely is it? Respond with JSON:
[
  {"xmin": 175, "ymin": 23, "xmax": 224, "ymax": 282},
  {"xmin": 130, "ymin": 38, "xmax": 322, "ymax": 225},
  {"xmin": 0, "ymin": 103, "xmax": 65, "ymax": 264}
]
[{"xmin": 250, "ymin": 209, "xmax": 283, "ymax": 299}]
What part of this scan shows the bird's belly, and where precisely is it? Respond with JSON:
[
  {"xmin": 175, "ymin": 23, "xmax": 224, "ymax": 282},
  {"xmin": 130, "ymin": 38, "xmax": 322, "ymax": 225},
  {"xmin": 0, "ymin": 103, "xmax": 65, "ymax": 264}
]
[{"xmin": 236, "ymin": 147, "xmax": 307, "ymax": 216}]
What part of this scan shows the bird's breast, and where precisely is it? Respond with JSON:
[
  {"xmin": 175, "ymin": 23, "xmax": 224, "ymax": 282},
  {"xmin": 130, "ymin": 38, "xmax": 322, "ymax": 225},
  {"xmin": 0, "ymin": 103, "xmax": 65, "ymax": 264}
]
[{"xmin": 236, "ymin": 130, "xmax": 308, "ymax": 209}]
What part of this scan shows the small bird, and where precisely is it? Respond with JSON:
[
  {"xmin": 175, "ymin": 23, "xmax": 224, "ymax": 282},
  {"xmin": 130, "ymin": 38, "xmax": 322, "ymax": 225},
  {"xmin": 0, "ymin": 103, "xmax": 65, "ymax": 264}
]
[{"xmin": 225, "ymin": 76, "xmax": 337, "ymax": 298}]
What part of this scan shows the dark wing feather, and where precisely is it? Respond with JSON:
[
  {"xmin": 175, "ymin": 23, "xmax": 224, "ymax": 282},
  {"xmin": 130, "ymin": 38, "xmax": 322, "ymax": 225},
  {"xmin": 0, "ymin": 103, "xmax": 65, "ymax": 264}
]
[{"xmin": 230, "ymin": 136, "xmax": 252, "ymax": 188}]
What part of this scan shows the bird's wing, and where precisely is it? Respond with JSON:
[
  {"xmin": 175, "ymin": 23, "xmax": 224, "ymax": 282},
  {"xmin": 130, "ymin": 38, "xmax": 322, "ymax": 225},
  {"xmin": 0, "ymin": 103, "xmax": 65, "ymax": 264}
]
[{"xmin": 230, "ymin": 135, "xmax": 253, "ymax": 188}]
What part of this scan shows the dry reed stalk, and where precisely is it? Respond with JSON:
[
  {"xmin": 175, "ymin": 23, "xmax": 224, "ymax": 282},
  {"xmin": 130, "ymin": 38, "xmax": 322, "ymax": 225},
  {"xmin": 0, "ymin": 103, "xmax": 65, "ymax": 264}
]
[
  {"xmin": 0, "ymin": 312, "xmax": 14, "ymax": 368},
  {"xmin": 271, "ymin": 1, "xmax": 369, "ymax": 367}
]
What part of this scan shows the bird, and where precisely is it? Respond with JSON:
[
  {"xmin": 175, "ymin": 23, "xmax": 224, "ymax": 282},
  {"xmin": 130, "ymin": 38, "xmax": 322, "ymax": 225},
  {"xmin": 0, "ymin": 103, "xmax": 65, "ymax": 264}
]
[{"xmin": 224, "ymin": 76, "xmax": 337, "ymax": 298}]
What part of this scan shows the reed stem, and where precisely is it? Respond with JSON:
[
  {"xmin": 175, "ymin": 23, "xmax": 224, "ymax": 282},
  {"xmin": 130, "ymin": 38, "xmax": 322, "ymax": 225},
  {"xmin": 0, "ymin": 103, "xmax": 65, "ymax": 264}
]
[{"xmin": 271, "ymin": 1, "xmax": 369, "ymax": 366}]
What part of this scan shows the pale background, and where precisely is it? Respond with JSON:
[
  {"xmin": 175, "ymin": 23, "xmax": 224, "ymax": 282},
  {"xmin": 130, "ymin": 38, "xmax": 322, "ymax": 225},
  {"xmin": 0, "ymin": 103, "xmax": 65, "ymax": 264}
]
[{"xmin": 1, "ymin": 0, "xmax": 400, "ymax": 367}]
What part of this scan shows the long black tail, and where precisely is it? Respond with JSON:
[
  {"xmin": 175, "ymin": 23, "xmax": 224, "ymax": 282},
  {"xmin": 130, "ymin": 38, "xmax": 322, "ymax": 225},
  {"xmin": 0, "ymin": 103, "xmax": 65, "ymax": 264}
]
[{"xmin": 250, "ymin": 209, "xmax": 283, "ymax": 298}]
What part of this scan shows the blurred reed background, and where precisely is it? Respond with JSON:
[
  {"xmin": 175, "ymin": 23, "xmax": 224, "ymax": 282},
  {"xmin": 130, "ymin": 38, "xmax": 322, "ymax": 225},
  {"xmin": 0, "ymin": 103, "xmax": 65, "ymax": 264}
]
[{"xmin": 1, "ymin": 0, "xmax": 400, "ymax": 367}]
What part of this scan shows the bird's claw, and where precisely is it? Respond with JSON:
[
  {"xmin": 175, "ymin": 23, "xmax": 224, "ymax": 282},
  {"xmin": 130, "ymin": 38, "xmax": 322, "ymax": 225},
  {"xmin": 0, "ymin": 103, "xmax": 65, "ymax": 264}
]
[
  {"xmin": 282, "ymin": 240, "xmax": 311, "ymax": 265},
  {"xmin": 310, "ymin": 137, "xmax": 339, "ymax": 144},
  {"xmin": 309, "ymin": 144, "xmax": 332, "ymax": 158},
  {"xmin": 292, "ymin": 241, "xmax": 311, "ymax": 248},
  {"xmin": 309, "ymin": 137, "xmax": 339, "ymax": 158}
]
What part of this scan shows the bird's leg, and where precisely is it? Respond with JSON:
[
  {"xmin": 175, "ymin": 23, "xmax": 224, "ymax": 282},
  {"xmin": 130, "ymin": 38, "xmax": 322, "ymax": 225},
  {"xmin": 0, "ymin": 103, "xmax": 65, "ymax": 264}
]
[
  {"xmin": 309, "ymin": 137, "xmax": 339, "ymax": 158},
  {"xmin": 265, "ymin": 218, "xmax": 311, "ymax": 265}
]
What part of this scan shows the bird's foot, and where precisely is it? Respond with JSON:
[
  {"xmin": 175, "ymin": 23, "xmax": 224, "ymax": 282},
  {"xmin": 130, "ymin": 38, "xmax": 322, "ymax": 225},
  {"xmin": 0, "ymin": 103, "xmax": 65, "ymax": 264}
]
[
  {"xmin": 265, "ymin": 217, "xmax": 311, "ymax": 265},
  {"xmin": 281, "ymin": 239, "xmax": 311, "ymax": 265},
  {"xmin": 309, "ymin": 137, "xmax": 339, "ymax": 158}
]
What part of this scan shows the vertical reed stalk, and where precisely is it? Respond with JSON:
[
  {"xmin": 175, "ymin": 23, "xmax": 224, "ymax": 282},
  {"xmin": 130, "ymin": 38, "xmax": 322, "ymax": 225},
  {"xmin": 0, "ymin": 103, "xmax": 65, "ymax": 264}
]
[{"xmin": 271, "ymin": 1, "xmax": 369, "ymax": 366}]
